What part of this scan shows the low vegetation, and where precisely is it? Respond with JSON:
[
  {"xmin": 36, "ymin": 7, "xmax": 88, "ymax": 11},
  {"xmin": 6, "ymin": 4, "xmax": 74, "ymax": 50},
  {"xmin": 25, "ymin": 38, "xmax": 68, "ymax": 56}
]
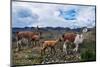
[{"xmin": 12, "ymin": 27, "xmax": 96, "ymax": 66}]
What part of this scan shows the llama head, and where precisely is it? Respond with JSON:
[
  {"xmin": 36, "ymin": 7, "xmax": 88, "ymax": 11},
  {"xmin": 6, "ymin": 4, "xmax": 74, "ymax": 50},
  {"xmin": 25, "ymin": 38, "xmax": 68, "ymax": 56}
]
[{"xmin": 82, "ymin": 27, "xmax": 88, "ymax": 33}]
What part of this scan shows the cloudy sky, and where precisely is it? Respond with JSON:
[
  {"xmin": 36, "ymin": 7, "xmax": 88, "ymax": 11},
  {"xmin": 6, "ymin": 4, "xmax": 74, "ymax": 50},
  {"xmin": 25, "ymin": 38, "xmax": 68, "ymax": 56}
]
[{"xmin": 12, "ymin": 1, "xmax": 96, "ymax": 29}]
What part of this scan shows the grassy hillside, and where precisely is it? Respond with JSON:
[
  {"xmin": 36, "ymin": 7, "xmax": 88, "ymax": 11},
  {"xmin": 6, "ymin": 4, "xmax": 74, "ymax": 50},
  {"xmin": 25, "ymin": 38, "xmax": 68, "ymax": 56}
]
[{"xmin": 12, "ymin": 27, "xmax": 96, "ymax": 66}]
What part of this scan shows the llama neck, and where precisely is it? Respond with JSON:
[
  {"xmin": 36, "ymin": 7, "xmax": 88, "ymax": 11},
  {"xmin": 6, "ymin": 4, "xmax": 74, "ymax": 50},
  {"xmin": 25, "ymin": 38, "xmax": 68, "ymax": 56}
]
[{"xmin": 77, "ymin": 33, "xmax": 83, "ymax": 40}]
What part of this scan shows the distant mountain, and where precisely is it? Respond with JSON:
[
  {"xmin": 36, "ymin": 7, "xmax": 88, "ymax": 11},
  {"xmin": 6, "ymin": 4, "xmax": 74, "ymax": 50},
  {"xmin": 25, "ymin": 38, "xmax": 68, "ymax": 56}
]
[{"xmin": 12, "ymin": 27, "xmax": 94, "ymax": 33}]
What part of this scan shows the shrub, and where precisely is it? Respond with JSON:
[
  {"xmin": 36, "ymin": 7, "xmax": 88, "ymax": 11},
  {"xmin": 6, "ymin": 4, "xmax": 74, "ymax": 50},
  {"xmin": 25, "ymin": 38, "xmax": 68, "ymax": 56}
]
[{"xmin": 81, "ymin": 49, "xmax": 96, "ymax": 61}]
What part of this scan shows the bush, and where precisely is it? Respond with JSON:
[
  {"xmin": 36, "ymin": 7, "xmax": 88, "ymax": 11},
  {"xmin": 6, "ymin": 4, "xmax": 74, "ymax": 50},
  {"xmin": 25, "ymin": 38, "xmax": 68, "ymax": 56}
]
[{"xmin": 81, "ymin": 49, "xmax": 96, "ymax": 61}]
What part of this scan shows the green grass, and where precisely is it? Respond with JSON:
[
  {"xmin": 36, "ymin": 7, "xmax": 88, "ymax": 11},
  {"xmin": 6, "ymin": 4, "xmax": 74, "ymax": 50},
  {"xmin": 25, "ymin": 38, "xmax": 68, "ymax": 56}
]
[{"xmin": 80, "ymin": 40, "xmax": 96, "ymax": 61}]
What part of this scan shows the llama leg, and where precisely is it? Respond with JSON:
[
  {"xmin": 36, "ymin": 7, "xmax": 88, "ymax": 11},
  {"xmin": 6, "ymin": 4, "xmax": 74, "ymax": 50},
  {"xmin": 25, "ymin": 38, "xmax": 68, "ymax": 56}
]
[
  {"xmin": 31, "ymin": 41, "xmax": 33, "ymax": 47},
  {"xmin": 28, "ymin": 41, "xmax": 30, "ymax": 48},
  {"xmin": 63, "ymin": 42, "xmax": 67, "ymax": 54},
  {"xmin": 38, "ymin": 41, "xmax": 40, "ymax": 46},
  {"xmin": 37, "ymin": 41, "xmax": 39, "ymax": 46},
  {"xmin": 50, "ymin": 47, "xmax": 53, "ymax": 55},
  {"xmin": 36, "ymin": 40, "xmax": 39, "ymax": 46},
  {"xmin": 52, "ymin": 47, "xmax": 56, "ymax": 55},
  {"xmin": 28, "ymin": 40, "xmax": 30, "ymax": 48},
  {"xmin": 19, "ymin": 40, "xmax": 21, "ymax": 48},
  {"xmin": 42, "ymin": 47, "xmax": 46, "ymax": 55},
  {"xmin": 34, "ymin": 41, "xmax": 36, "ymax": 46},
  {"xmin": 73, "ymin": 43, "xmax": 79, "ymax": 52},
  {"xmin": 16, "ymin": 41, "xmax": 19, "ymax": 51},
  {"xmin": 76, "ymin": 44, "xmax": 79, "ymax": 52},
  {"xmin": 41, "ymin": 48, "xmax": 44, "ymax": 55},
  {"xmin": 30, "ymin": 40, "xmax": 32, "ymax": 47},
  {"xmin": 16, "ymin": 41, "xmax": 18, "ymax": 49},
  {"xmin": 17, "ymin": 40, "xmax": 21, "ymax": 51},
  {"xmin": 26, "ymin": 41, "xmax": 28, "ymax": 48},
  {"xmin": 44, "ymin": 47, "xmax": 46, "ymax": 55},
  {"xmin": 50, "ymin": 47, "xmax": 52, "ymax": 54},
  {"xmin": 20, "ymin": 40, "xmax": 22, "ymax": 49},
  {"xmin": 59, "ymin": 42, "xmax": 63, "ymax": 52},
  {"xmin": 27, "ymin": 40, "xmax": 29, "ymax": 48},
  {"xmin": 35, "ymin": 41, "xmax": 36, "ymax": 46},
  {"xmin": 32, "ymin": 41, "xmax": 34, "ymax": 46},
  {"xmin": 41, "ymin": 49, "xmax": 43, "ymax": 55}
]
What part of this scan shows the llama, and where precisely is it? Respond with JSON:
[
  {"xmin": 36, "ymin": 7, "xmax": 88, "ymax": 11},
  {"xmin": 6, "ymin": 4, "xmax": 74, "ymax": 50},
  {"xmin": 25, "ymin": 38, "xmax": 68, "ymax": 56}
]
[
  {"xmin": 16, "ymin": 31, "xmax": 41, "ymax": 47},
  {"xmin": 41, "ymin": 38, "xmax": 61, "ymax": 55},
  {"xmin": 16, "ymin": 26, "xmax": 41, "ymax": 47},
  {"xmin": 62, "ymin": 27, "xmax": 88, "ymax": 54},
  {"xmin": 31, "ymin": 34, "xmax": 41, "ymax": 46}
]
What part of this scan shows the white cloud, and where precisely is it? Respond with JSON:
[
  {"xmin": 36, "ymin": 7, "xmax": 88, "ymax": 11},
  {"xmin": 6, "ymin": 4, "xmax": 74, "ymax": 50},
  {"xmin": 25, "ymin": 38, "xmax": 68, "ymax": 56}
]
[
  {"xmin": 12, "ymin": 1, "xmax": 96, "ymax": 28},
  {"xmin": 76, "ymin": 6, "xmax": 95, "ymax": 28}
]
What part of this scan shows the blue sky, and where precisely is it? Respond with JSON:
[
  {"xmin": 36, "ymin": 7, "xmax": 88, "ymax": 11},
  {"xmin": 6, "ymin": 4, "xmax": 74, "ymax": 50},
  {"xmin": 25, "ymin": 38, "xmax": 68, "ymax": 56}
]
[{"xmin": 12, "ymin": 2, "xmax": 96, "ymax": 29}]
